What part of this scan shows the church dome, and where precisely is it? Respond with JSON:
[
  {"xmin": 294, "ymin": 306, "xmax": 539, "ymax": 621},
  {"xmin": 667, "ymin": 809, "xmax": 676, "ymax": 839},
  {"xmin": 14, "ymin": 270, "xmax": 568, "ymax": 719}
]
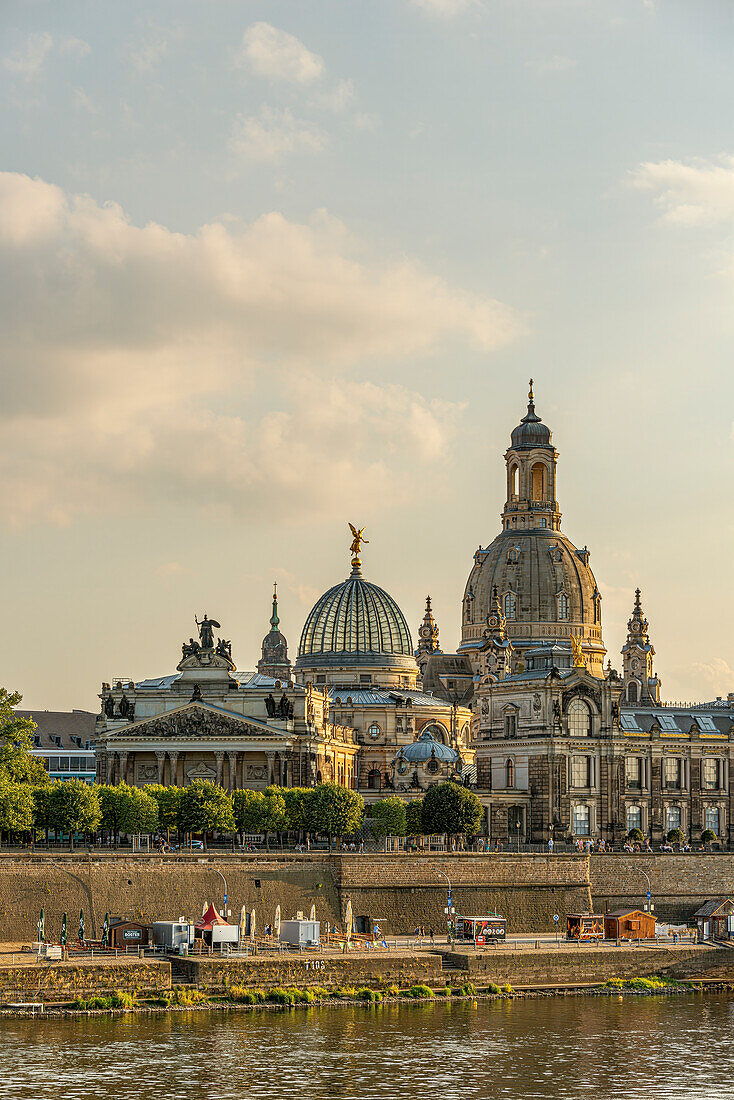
[{"xmin": 510, "ymin": 383, "xmax": 552, "ymax": 450}]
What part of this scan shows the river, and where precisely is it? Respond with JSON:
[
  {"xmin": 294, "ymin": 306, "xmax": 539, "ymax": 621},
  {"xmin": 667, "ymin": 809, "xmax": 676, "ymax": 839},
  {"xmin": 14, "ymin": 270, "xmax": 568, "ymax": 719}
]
[{"xmin": 4, "ymin": 995, "xmax": 733, "ymax": 1100}]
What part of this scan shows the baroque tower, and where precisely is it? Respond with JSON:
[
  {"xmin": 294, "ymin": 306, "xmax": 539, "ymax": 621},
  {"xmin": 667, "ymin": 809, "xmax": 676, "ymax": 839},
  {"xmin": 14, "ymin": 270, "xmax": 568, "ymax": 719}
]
[
  {"xmin": 415, "ymin": 595, "xmax": 441, "ymax": 676},
  {"xmin": 621, "ymin": 588, "xmax": 660, "ymax": 705}
]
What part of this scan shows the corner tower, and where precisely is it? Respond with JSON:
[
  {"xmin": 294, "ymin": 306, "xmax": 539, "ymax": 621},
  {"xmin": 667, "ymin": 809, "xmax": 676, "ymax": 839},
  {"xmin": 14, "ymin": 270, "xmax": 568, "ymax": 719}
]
[
  {"xmin": 460, "ymin": 383, "xmax": 606, "ymax": 677},
  {"xmin": 621, "ymin": 588, "xmax": 661, "ymax": 705},
  {"xmin": 257, "ymin": 583, "xmax": 292, "ymax": 681}
]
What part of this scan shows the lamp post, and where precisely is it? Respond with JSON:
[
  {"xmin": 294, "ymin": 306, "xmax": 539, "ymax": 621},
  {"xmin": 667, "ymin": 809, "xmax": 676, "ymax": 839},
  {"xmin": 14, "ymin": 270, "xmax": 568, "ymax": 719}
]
[
  {"xmin": 437, "ymin": 870, "xmax": 455, "ymax": 945},
  {"xmin": 516, "ymin": 819, "xmax": 521, "ymax": 853},
  {"xmin": 638, "ymin": 867, "xmax": 653, "ymax": 915},
  {"xmin": 213, "ymin": 868, "xmax": 228, "ymax": 916}
]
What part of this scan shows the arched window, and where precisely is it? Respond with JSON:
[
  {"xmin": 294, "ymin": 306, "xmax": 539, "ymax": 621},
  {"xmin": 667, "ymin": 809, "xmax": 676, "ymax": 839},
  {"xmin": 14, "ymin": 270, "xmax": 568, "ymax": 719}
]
[
  {"xmin": 506, "ymin": 759, "xmax": 514, "ymax": 788},
  {"xmin": 509, "ymin": 464, "xmax": 518, "ymax": 498},
  {"xmin": 422, "ymin": 723, "xmax": 447, "ymax": 743},
  {"xmin": 367, "ymin": 769, "xmax": 381, "ymax": 790},
  {"xmin": 368, "ymin": 723, "xmax": 381, "ymax": 741},
  {"xmin": 567, "ymin": 698, "xmax": 591, "ymax": 737},
  {"xmin": 531, "ymin": 462, "xmax": 546, "ymax": 501},
  {"xmin": 627, "ymin": 681, "xmax": 639, "ymax": 704},
  {"xmin": 504, "ymin": 592, "xmax": 516, "ymax": 620},
  {"xmin": 558, "ymin": 593, "xmax": 569, "ymax": 620},
  {"xmin": 627, "ymin": 805, "xmax": 642, "ymax": 832}
]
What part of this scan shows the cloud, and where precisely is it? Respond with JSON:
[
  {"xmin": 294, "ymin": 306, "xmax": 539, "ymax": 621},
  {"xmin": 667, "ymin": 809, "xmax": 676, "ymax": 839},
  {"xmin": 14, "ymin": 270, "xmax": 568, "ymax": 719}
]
[
  {"xmin": 0, "ymin": 172, "xmax": 517, "ymax": 527},
  {"xmin": 238, "ymin": 23, "xmax": 325, "ymax": 84},
  {"xmin": 690, "ymin": 657, "xmax": 734, "ymax": 687},
  {"xmin": 59, "ymin": 37, "xmax": 91, "ymax": 60},
  {"xmin": 229, "ymin": 106, "xmax": 328, "ymax": 162},
  {"xmin": 3, "ymin": 32, "xmax": 54, "ymax": 79},
  {"xmin": 129, "ymin": 28, "xmax": 170, "ymax": 74},
  {"xmin": 411, "ymin": 0, "xmax": 478, "ymax": 16},
  {"xmin": 631, "ymin": 156, "xmax": 734, "ymax": 225},
  {"xmin": 309, "ymin": 78, "xmax": 354, "ymax": 113}
]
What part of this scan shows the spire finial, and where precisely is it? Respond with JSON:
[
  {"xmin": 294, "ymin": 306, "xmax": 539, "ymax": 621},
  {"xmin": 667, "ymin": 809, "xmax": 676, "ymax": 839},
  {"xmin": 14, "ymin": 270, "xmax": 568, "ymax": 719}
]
[
  {"xmin": 348, "ymin": 523, "xmax": 368, "ymax": 574},
  {"xmin": 270, "ymin": 581, "xmax": 280, "ymax": 630},
  {"xmin": 529, "ymin": 377, "xmax": 534, "ymax": 402}
]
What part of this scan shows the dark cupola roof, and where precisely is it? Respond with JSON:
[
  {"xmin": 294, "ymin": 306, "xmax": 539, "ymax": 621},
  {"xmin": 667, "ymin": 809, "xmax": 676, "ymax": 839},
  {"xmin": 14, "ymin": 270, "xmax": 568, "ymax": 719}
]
[{"xmin": 510, "ymin": 379, "xmax": 552, "ymax": 450}]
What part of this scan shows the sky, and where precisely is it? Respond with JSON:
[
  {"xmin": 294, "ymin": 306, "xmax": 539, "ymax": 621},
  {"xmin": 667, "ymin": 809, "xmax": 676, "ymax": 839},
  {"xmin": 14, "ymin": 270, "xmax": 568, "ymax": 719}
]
[{"xmin": 1, "ymin": 0, "xmax": 733, "ymax": 712}]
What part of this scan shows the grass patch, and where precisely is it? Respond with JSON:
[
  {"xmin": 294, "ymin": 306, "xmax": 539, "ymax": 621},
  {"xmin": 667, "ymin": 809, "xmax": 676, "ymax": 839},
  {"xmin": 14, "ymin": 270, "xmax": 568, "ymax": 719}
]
[
  {"xmin": 602, "ymin": 976, "xmax": 688, "ymax": 992},
  {"xmin": 71, "ymin": 990, "xmax": 136, "ymax": 1011},
  {"xmin": 333, "ymin": 986, "xmax": 357, "ymax": 999},
  {"xmin": 451, "ymin": 983, "xmax": 477, "ymax": 997}
]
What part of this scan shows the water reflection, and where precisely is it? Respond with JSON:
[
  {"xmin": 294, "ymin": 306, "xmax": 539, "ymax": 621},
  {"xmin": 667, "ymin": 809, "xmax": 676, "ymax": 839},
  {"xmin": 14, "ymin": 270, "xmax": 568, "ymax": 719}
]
[{"xmin": 4, "ymin": 995, "xmax": 734, "ymax": 1100}]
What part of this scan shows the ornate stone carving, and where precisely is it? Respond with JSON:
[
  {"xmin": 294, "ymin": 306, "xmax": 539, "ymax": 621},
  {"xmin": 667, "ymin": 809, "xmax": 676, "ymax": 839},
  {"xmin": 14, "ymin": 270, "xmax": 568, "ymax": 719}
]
[
  {"xmin": 246, "ymin": 764, "xmax": 267, "ymax": 780},
  {"xmin": 129, "ymin": 709, "xmax": 264, "ymax": 740},
  {"xmin": 186, "ymin": 762, "xmax": 217, "ymax": 781}
]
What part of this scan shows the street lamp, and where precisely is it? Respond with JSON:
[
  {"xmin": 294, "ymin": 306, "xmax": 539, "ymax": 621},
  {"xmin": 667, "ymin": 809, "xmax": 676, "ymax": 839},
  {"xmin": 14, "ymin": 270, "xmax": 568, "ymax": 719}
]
[
  {"xmin": 637, "ymin": 867, "xmax": 654, "ymax": 914},
  {"xmin": 436, "ymin": 870, "xmax": 455, "ymax": 945},
  {"xmin": 516, "ymin": 819, "xmax": 521, "ymax": 853},
  {"xmin": 213, "ymin": 868, "xmax": 228, "ymax": 916}
]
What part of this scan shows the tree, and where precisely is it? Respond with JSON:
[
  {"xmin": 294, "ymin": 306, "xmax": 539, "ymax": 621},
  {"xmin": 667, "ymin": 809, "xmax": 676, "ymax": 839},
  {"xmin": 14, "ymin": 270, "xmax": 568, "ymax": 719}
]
[
  {"xmin": 307, "ymin": 783, "xmax": 364, "ymax": 850},
  {"xmin": 278, "ymin": 787, "xmax": 315, "ymax": 836},
  {"xmin": 0, "ymin": 777, "xmax": 35, "ymax": 839},
  {"xmin": 421, "ymin": 782, "xmax": 483, "ymax": 837},
  {"xmin": 701, "ymin": 829, "xmax": 717, "ymax": 846},
  {"xmin": 143, "ymin": 785, "xmax": 183, "ymax": 835},
  {"xmin": 32, "ymin": 786, "xmax": 53, "ymax": 842},
  {"xmin": 405, "ymin": 799, "xmax": 424, "ymax": 837},
  {"xmin": 178, "ymin": 781, "xmax": 234, "ymax": 848},
  {"xmin": 0, "ymin": 688, "xmax": 48, "ymax": 788},
  {"xmin": 370, "ymin": 797, "xmax": 406, "ymax": 840},
  {"xmin": 234, "ymin": 789, "xmax": 287, "ymax": 850},
  {"xmin": 667, "ymin": 828, "xmax": 686, "ymax": 847},
  {"xmin": 47, "ymin": 780, "xmax": 101, "ymax": 849},
  {"xmin": 98, "ymin": 784, "xmax": 158, "ymax": 845},
  {"xmin": 626, "ymin": 828, "xmax": 644, "ymax": 844}
]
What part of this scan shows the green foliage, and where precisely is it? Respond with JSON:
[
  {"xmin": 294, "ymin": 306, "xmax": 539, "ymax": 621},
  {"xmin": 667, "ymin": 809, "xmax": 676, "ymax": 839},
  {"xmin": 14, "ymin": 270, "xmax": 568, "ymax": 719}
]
[
  {"xmin": 436, "ymin": 986, "xmax": 452, "ymax": 997},
  {"xmin": 667, "ymin": 828, "xmax": 686, "ymax": 845},
  {"xmin": 0, "ymin": 777, "xmax": 35, "ymax": 833},
  {"xmin": 48, "ymin": 779, "xmax": 101, "ymax": 844},
  {"xmin": 333, "ymin": 985, "xmax": 357, "ymax": 998},
  {"xmin": 143, "ymin": 785, "xmax": 183, "ymax": 831},
  {"xmin": 370, "ymin": 796, "xmax": 407, "ymax": 839},
  {"xmin": 228, "ymin": 986, "xmax": 265, "ymax": 1004},
  {"xmin": 278, "ymin": 787, "xmax": 315, "ymax": 832},
  {"xmin": 311, "ymin": 987, "xmax": 330, "ymax": 999},
  {"xmin": 306, "ymin": 783, "xmax": 364, "ymax": 846},
  {"xmin": 421, "ymin": 782, "xmax": 483, "ymax": 836},
  {"xmin": 501, "ymin": 984, "xmax": 513, "ymax": 994},
  {"xmin": 384, "ymin": 984, "xmax": 400, "ymax": 997},
  {"xmin": 406, "ymin": 984, "xmax": 434, "ymax": 999},
  {"xmin": 233, "ymin": 789, "xmax": 287, "ymax": 837},
  {"xmin": 357, "ymin": 987, "xmax": 382, "ymax": 1002},
  {"xmin": 98, "ymin": 783, "xmax": 158, "ymax": 839},
  {"xmin": 626, "ymin": 828, "xmax": 644, "ymax": 843},
  {"xmin": 701, "ymin": 829, "xmax": 717, "ymax": 844},
  {"xmin": 0, "ymin": 689, "xmax": 48, "ymax": 787},
  {"xmin": 32, "ymin": 786, "xmax": 53, "ymax": 830},
  {"xmin": 178, "ymin": 780, "xmax": 234, "ymax": 837},
  {"xmin": 602, "ymin": 976, "xmax": 687, "ymax": 992},
  {"xmin": 265, "ymin": 987, "xmax": 296, "ymax": 1005},
  {"xmin": 452, "ymin": 983, "xmax": 477, "ymax": 997},
  {"xmin": 486, "ymin": 982, "xmax": 501, "ymax": 995},
  {"xmin": 405, "ymin": 799, "xmax": 424, "ymax": 837},
  {"xmin": 72, "ymin": 990, "xmax": 136, "ymax": 1011}
]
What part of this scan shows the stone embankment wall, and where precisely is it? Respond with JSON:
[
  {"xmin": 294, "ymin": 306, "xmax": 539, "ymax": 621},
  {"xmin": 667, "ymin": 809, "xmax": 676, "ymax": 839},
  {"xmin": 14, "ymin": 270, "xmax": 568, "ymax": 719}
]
[
  {"xmin": 0, "ymin": 853, "xmax": 591, "ymax": 940},
  {"xmin": 440, "ymin": 944, "xmax": 734, "ymax": 986},
  {"xmin": 589, "ymin": 854, "xmax": 734, "ymax": 922},
  {"xmin": 0, "ymin": 959, "xmax": 170, "ymax": 1002},
  {"xmin": 177, "ymin": 952, "xmax": 442, "ymax": 991}
]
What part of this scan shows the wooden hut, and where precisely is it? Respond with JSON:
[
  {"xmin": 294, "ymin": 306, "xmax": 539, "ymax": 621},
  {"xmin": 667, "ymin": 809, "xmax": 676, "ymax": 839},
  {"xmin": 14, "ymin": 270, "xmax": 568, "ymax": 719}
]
[
  {"xmin": 565, "ymin": 913, "xmax": 604, "ymax": 941},
  {"xmin": 604, "ymin": 909, "xmax": 656, "ymax": 940},
  {"xmin": 108, "ymin": 919, "xmax": 152, "ymax": 948},
  {"xmin": 693, "ymin": 898, "xmax": 734, "ymax": 942}
]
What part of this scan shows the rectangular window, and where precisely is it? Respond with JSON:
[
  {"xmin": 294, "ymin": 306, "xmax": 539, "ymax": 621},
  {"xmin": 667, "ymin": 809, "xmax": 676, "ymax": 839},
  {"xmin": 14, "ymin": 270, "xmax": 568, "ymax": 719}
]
[
  {"xmin": 57, "ymin": 757, "xmax": 70, "ymax": 772},
  {"xmin": 705, "ymin": 807, "xmax": 720, "ymax": 835},
  {"xmin": 571, "ymin": 756, "xmax": 590, "ymax": 788},
  {"xmin": 702, "ymin": 758, "xmax": 719, "ymax": 790},
  {"xmin": 664, "ymin": 758, "xmax": 681, "ymax": 789},
  {"xmin": 625, "ymin": 757, "xmax": 642, "ymax": 790},
  {"xmin": 504, "ymin": 714, "xmax": 517, "ymax": 739},
  {"xmin": 359, "ymin": 674, "xmax": 372, "ymax": 686},
  {"xmin": 665, "ymin": 806, "xmax": 681, "ymax": 833},
  {"xmin": 626, "ymin": 805, "xmax": 642, "ymax": 832},
  {"xmin": 573, "ymin": 805, "xmax": 590, "ymax": 836}
]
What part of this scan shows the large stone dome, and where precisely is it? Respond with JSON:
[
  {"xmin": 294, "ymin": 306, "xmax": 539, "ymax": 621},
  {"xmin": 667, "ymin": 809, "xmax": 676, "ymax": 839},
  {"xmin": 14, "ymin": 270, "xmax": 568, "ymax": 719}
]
[{"xmin": 460, "ymin": 385, "xmax": 606, "ymax": 676}]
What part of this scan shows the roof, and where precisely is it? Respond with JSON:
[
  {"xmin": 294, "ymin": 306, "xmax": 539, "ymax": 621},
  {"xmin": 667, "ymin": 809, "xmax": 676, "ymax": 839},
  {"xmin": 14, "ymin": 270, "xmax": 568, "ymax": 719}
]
[
  {"xmin": 620, "ymin": 707, "xmax": 732, "ymax": 736},
  {"xmin": 16, "ymin": 709, "xmax": 97, "ymax": 750},
  {"xmin": 395, "ymin": 730, "xmax": 460, "ymax": 764},
  {"xmin": 604, "ymin": 910, "xmax": 655, "ymax": 919},
  {"xmin": 195, "ymin": 903, "xmax": 230, "ymax": 930},
  {"xmin": 693, "ymin": 899, "xmax": 734, "ymax": 918},
  {"xmin": 297, "ymin": 570, "xmax": 413, "ymax": 665},
  {"xmin": 329, "ymin": 687, "xmax": 455, "ymax": 709}
]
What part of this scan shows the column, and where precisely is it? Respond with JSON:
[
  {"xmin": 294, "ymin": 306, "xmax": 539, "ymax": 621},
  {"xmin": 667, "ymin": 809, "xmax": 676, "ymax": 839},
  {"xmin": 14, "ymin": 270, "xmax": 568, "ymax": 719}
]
[
  {"xmin": 119, "ymin": 752, "xmax": 129, "ymax": 786},
  {"xmin": 227, "ymin": 752, "xmax": 238, "ymax": 791},
  {"xmin": 215, "ymin": 752, "xmax": 225, "ymax": 787},
  {"xmin": 266, "ymin": 752, "xmax": 275, "ymax": 786},
  {"xmin": 106, "ymin": 753, "xmax": 115, "ymax": 784},
  {"xmin": 156, "ymin": 751, "xmax": 166, "ymax": 785},
  {"xmin": 168, "ymin": 751, "xmax": 179, "ymax": 787}
]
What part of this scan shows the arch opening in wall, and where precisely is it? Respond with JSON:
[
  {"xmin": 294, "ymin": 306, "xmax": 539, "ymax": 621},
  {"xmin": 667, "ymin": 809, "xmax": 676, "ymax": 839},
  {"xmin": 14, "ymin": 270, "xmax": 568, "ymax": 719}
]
[
  {"xmin": 421, "ymin": 722, "xmax": 448, "ymax": 744},
  {"xmin": 531, "ymin": 462, "xmax": 546, "ymax": 501},
  {"xmin": 558, "ymin": 592, "xmax": 570, "ymax": 621},
  {"xmin": 503, "ymin": 591, "xmax": 517, "ymax": 620},
  {"xmin": 367, "ymin": 768, "xmax": 381, "ymax": 790},
  {"xmin": 567, "ymin": 698, "xmax": 591, "ymax": 737},
  {"xmin": 510, "ymin": 464, "xmax": 518, "ymax": 499},
  {"xmin": 506, "ymin": 758, "xmax": 515, "ymax": 789},
  {"xmin": 627, "ymin": 680, "xmax": 640, "ymax": 705}
]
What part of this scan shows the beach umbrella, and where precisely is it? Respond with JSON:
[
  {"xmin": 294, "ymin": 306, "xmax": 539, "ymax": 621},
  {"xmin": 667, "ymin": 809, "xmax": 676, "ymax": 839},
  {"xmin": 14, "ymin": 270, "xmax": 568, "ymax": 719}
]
[
  {"xmin": 102, "ymin": 912, "xmax": 110, "ymax": 947},
  {"xmin": 274, "ymin": 904, "xmax": 281, "ymax": 940},
  {"xmin": 238, "ymin": 905, "xmax": 247, "ymax": 947},
  {"xmin": 60, "ymin": 913, "xmax": 67, "ymax": 947},
  {"xmin": 37, "ymin": 908, "xmax": 45, "ymax": 943},
  {"xmin": 345, "ymin": 898, "xmax": 353, "ymax": 946},
  {"xmin": 202, "ymin": 901, "xmax": 208, "ymax": 916},
  {"xmin": 79, "ymin": 908, "xmax": 85, "ymax": 944},
  {"xmin": 309, "ymin": 904, "xmax": 316, "ymax": 923},
  {"xmin": 249, "ymin": 909, "xmax": 256, "ymax": 944}
]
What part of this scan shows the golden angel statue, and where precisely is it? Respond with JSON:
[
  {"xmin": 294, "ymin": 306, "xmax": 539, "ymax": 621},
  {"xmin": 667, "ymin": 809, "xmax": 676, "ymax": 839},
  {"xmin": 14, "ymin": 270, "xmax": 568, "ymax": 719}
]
[
  {"xmin": 348, "ymin": 523, "xmax": 369, "ymax": 569},
  {"xmin": 570, "ymin": 633, "xmax": 586, "ymax": 668}
]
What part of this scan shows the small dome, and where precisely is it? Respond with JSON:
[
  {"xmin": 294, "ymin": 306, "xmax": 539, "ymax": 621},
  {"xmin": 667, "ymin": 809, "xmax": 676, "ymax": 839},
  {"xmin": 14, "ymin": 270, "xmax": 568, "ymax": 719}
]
[
  {"xmin": 297, "ymin": 573, "xmax": 413, "ymax": 667},
  {"xmin": 395, "ymin": 730, "xmax": 460, "ymax": 765},
  {"xmin": 510, "ymin": 382, "xmax": 552, "ymax": 450}
]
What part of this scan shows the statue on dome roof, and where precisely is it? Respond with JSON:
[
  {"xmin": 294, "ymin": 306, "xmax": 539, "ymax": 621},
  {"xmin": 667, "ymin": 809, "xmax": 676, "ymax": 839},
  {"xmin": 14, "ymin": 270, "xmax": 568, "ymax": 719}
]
[
  {"xmin": 195, "ymin": 613, "xmax": 220, "ymax": 650},
  {"xmin": 348, "ymin": 523, "xmax": 369, "ymax": 571}
]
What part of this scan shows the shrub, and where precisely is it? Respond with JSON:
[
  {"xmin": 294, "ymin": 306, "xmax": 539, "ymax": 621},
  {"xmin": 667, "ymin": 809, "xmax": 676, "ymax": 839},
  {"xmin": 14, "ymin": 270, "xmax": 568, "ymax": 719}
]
[
  {"xmin": 291, "ymin": 988, "xmax": 315, "ymax": 1004},
  {"xmin": 357, "ymin": 987, "xmax": 382, "ymax": 1002},
  {"xmin": 407, "ymin": 984, "xmax": 434, "ymax": 999},
  {"xmin": 228, "ymin": 986, "xmax": 262, "ymax": 1004},
  {"xmin": 452, "ymin": 983, "xmax": 477, "ymax": 997},
  {"xmin": 384, "ymin": 984, "xmax": 400, "ymax": 997},
  {"xmin": 333, "ymin": 986, "xmax": 357, "ymax": 999},
  {"xmin": 486, "ymin": 982, "xmax": 501, "ymax": 995},
  {"xmin": 266, "ymin": 987, "xmax": 296, "ymax": 1005},
  {"xmin": 173, "ymin": 988, "xmax": 207, "ymax": 1006},
  {"xmin": 436, "ymin": 986, "xmax": 452, "ymax": 997},
  {"xmin": 501, "ymin": 984, "xmax": 513, "ymax": 995},
  {"xmin": 701, "ymin": 829, "xmax": 717, "ymax": 845},
  {"xmin": 311, "ymin": 987, "xmax": 330, "ymax": 1000},
  {"xmin": 626, "ymin": 828, "xmax": 644, "ymax": 843}
]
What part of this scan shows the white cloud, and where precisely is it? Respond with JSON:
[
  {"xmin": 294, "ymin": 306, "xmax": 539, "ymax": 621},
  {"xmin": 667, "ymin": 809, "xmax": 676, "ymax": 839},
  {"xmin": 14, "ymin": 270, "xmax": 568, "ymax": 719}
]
[
  {"xmin": 59, "ymin": 37, "xmax": 91, "ymax": 60},
  {"xmin": 309, "ymin": 78, "xmax": 354, "ymax": 113},
  {"xmin": 3, "ymin": 32, "xmax": 54, "ymax": 79},
  {"xmin": 632, "ymin": 156, "xmax": 734, "ymax": 225},
  {"xmin": 0, "ymin": 172, "xmax": 517, "ymax": 527},
  {"xmin": 130, "ymin": 29, "xmax": 169, "ymax": 74},
  {"xmin": 229, "ymin": 106, "xmax": 328, "ymax": 162},
  {"xmin": 238, "ymin": 23, "xmax": 324, "ymax": 85},
  {"xmin": 411, "ymin": 0, "xmax": 478, "ymax": 16}
]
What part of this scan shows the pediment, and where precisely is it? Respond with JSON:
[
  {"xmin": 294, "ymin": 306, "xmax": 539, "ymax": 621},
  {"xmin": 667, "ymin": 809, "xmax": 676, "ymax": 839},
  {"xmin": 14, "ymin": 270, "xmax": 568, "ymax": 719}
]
[{"xmin": 106, "ymin": 702, "xmax": 278, "ymax": 742}]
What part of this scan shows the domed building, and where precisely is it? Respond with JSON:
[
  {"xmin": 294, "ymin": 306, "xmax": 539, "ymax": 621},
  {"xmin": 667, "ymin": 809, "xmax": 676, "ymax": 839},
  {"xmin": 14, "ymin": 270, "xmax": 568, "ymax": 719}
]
[
  {"xmin": 460, "ymin": 381, "xmax": 605, "ymax": 677},
  {"xmin": 392, "ymin": 730, "xmax": 463, "ymax": 793},
  {"xmin": 294, "ymin": 528, "xmax": 474, "ymax": 802}
]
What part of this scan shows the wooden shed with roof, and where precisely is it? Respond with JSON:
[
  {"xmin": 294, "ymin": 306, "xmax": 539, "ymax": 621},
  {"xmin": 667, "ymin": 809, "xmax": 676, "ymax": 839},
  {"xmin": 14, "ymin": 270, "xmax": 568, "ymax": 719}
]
[
  {"xmin": 603, "ymin": 909, "xmax": 656, "ymax": 941},
  {"xmin": 693, "ymin": 898, "xmax": 734, "ymax": 942}
]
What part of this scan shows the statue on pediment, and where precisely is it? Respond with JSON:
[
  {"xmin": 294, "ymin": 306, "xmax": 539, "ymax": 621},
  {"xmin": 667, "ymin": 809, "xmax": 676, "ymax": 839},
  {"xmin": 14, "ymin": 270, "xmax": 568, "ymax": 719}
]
[
  {"xmin": 190, "ymin": 683, "xmax": 203, "ymax": 702},
  {"xmin": 195, "ymin": 613, "xmax": 220, "ymax": 650},
  {"xmin": 103, "ymin": 694, "xmax": 115, "ymax": 719},
  {"xmin": 182, "ymin": 637, "xmax": 201, "ymax": 659},
  {"xmin": 265, "ymin": 693, "xmax": 277, "ymax": 718},
  {"xmin": 215, "ymin": 638, "xmax": 232, "ymax": 661}
]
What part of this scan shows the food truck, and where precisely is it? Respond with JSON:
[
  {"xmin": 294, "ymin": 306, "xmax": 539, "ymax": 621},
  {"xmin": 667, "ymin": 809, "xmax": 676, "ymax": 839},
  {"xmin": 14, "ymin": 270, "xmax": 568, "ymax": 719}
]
[
  {"xmin": 455, "ymin": 915, "xmax": 507, "ymax": 943},
  {"xmin": 565, "ymin": 913, "xmax": 604, "ymax": 941}
]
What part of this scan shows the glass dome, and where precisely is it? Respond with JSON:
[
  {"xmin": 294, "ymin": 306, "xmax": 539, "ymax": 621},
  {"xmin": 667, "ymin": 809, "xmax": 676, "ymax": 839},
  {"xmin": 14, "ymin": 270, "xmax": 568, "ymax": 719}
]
[{"xmin": 297, "ymin": 573, "xmax": 413, "ymax": 667}]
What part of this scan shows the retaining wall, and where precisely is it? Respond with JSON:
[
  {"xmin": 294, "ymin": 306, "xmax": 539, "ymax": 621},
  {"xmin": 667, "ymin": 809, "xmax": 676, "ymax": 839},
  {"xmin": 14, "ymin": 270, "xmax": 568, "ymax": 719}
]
[
  {"xmin": 589, "ymin": 854, "xmax": 734, "ymax": 922},
  {"xmin": 177, "ymin": 952, "xmax": 442, "ymax": 991},
  {"xmin": 0, "ymin": 958, "xmax": 170, "ymax": 1002}
]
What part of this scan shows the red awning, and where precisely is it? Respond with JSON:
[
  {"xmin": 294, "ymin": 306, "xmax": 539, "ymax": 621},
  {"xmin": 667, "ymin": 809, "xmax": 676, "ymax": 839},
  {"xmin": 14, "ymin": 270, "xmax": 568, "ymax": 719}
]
[{"xmin": 195, "ymin": 903, "xmax": 230, "ymax": 931}]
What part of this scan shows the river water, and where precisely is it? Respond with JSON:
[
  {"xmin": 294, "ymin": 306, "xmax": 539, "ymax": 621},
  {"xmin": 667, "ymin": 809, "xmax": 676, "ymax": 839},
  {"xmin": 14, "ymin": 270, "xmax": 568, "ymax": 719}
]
[{"xmin": 4, "ymin": 995, "xmax": 733, "ymax": 1100}]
